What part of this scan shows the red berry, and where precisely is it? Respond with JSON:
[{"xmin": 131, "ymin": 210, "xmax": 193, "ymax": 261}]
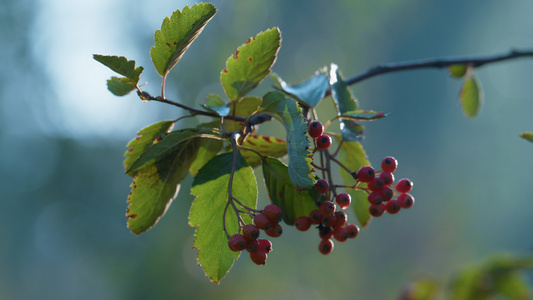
[
  {"xmin": 336, "ymin": 193, "xmax": 351, "ymax": 209},
  {"xmin": 345, "ymin": 224, "xmax": 360, "ymax": 239},
  {"xmin": 249, "ymin": 249, "xmax": 268, "ymax": 265},
  {"xmin": 396, "ymin": 178, "xmax": 413, "ymax": 193},
  {"xmin": 333, "ymin": 211, "xmax": 347, "ymax": 228},
  {"xmin": 319, "ymin": 201, "xmax": 336, "ymax": 216},
  {"xmin": 318, "ymin": 239, "xmax": 334, "ymax": 255},
  {"xmin": 257, "ymin": 239, "xmax": 272, "ymax": 254},
  {"xmin": 381, "ymin": 187, "xmax": 394, "ymax": 202},
  {"xmin": 333, "ymin": 227, "xmax": 349, "ymax": 242},
  {"xmin": 322, "ymin": 215, "xmax": 337, "ymax": 227},
  {"xmin": 228, "ymin": 234, "xmax": 247, "ymax": 252},
  {"xmin": 308, "ymin": 120, "xmax": 324, "ymax": 139},
  {"xmin": 309, "ymin": 209, "xmax": 324, "ymax": 224},
  {"xmin": 242, "ymin": 224, "xmax": 260, "ymax": 241},
  {"xmin": 355, "ymin": 166, "xmax": 375, "ymax": 183},
  {"xmin": 381, "ymin": 156, "xmax": 398, "ymax": 173},
  {"xmin": 263, "ymin": 204, "xmax": 283, "ymax": 223},
  {"xmin": 398, "ymin": 193, "xmax": 415, "ymax": 209},
  {"xmin": 246, "ymin": 239, "xmax": 260, "ymax": 253},
  {"xmin": 265, "ymin": 223, "xmax": 283, "ymax": 237},
  {"xmin": 379, "ymin": 171, "xmax": 395, "ymax": 186},
  {"xmin": 295, "ymin": 216, "xmax": 312, "ymax": 231},
  {"xmin": 368, "ymin": 177, "xmax": 385, "ymax": 192},
  {"xmin": 369, "ymin": 203, "xmax": 386, "ymax": 217},
  {"xmin": 319, "ymin": 226, "xmax": 334, "ymax": 240},
  {"xmin": 316, "ymin": 134, "xmax": 332, "ymax": 150},
  {"xmin": 315, "ymin": 179, "xmax": 329, "ymax": 194},
  {"xmin": 253, "ymin": 213, "xmax": 271, "ymax": 230},
  {"xmin": 385, "ymin": 199, "xmax": 401, "ymax": 214},
  {"xmin": 367, "ymin": 192, "xmax": 383, "ymax": 205}
]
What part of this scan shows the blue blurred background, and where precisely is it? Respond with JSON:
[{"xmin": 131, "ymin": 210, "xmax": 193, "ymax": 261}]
[{"xmin": 2, "ymin": 0, "xmax": 533, "ymax": 299}]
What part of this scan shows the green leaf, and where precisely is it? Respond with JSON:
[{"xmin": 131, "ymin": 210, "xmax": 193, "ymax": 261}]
[
  {"xmin": 223, "ymin": 96, "xmax": 262, "ymax": 132},
  {"xmin": 189, "ymin": 138, "xmax": 223, "ymax": 176},
  {"xmin": 337, "ymin": 140, "xmax": 371, "ymax": 227},
  {"xmin": 459, "ymin": 74, "xmax": 483, "ymax": 118},
  {"xmin": 189, "ymin": 152, "xmax": 257, "ymax": 283},
  {"xmin": 106, "ymin": 76, "xmax": 138, "ymax": 96},
  {"xmin": 127, "ymin": 137, "xmax": 201, "ymax": 234},
  {"xmin": 399, "ymin": 278, "xmax": 439, "ymax": 300},
  {"xmin": 127, "ymin": 127, "xmax": 222, "ymax": 174},
  {"xmin": 519, "ymin": 132, "xmax": 533, "ymax": 143},
  {"xmin": 124, "ymin": 120, "xmax": 175, "ymax": 176},
  {"xmin": 221, "ymin": 28, "xmax": 281, "ymax": 101},
  {"xmin": 449, "ymin": 64, "xmax": 469, "ymax": 78},
  {"xmin": 150, "ymin": 3, "xmax": 216, "ymax": 77},
  {"xmin": 93, "ymin": 55, "xmax": 143, "ymax": 82},
  {"xmin": 240, "ymin": 134, "xmax": 287, "ymax": 167},
  {"xmin": 201, "ymin": 94, "xmax": 231, "ymax": 117},
  {"xmin": 330, "ymin": 63, "xmax": 365, "ymax": 142},
  {"xmin": 259, "ymin": 91, "xmax": 315, "ymax": 189},
  {"xmin": 339, "ymin": 110, "xmax": 388, "ymax": 121},
  {"xmin": 274, "ymin": 72, "xmax": 329, "ymax": 108},
  {"xmin": 262, "ymin": 157, "xmax": 318, "ymax": 225}
]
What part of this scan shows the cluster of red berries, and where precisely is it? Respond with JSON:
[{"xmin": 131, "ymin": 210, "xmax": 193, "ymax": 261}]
[
  {"xmin": 308, "ymin": 120, "xmax": 332, "ymax": 150},
  {"xmin": 227, "ymin": 204, "xmax": 283, "ymax": 265},
  {"xmin": 353, "ymin": 156, "xmax": 415, "ymax": 217}
]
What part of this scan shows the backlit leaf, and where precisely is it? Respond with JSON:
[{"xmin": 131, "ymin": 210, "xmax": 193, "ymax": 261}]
[
  {"xmin": 339, "ymin": 110, "xmax": 388, "ymax": 121},
  {"xmin": 259, "ymin": 91, "xmax": 314, "ymax": 189},
  {"xmin": 189, "ymin": 152, "xmax": 257, "ymax": 283},
  {"xmin": 240, "ymin": 134, "xmax": 287, "ymax": 167},
  {"xmin": 150, "ymin": 3, "xmax": 216, "ymax": 77},
  {"xmin": 106, "ymin": 77, "xmax": 137, "ymax": 96},
  {"xmin": 189, "ymin": 138, "xmax": 223, "ymax": 176},
  {"xmin": 449, "ymin": 64, "xmax": 468, "ymax": 78},
  {"xmin": 94, "ymin": 55, "xmax": 144, "ymax": 96},
  {"xmin": 223, "ymin": 96, "xmax": 262, "ymax": 132},
  {"xmin": 221, "ymin": 28, "xmax": 281, "ymax": 101},
  {"xmin": 519, "ymin": 132, "xmax": 533, "ymax": 143},
  {"xmin": 274, "ymin": 72, "xmax": 329, "ymax": 108},
  {"xmin": 262, "ymin": 157, "xmax": 318, "ymax": 225},
  {"xmin": 459, "ymin": 74, "xmax": 483, "ymax": 118}
]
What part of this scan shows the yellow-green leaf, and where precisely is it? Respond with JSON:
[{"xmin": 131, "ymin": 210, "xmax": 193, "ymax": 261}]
[
  {"xmin": 459, "ymin": 75, "xmax": 483, "ymax": 118},
  {"xmin": 240, "ymin": 134, "xmax": 287, "ymax": 167}
]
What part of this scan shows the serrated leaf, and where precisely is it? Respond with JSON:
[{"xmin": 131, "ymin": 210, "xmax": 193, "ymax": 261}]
[
  {"xmin": 221, "ymin": 28, "xmax": 281, "ymax": 101},
  {"xmin": 223, "ymin": 96, "xmax": 262, "ymax": 132},
  {"xmin": 459, "ymin": 74, "xmax": 483, "ymax": 118},
  {"xmin": 337, "ymin": 140, "xmax": 371, "ymax": 227},
  {"xmin": 275, "ymin": 72, "xmax": 329, "ymax": 108},
  {"xmin": 106, "ymin": 76, "xmax": 138, "ymax": 96},
  {"xmin": 127, "ymin": 127, "xmax": 222, "ymax": 173},
  {"xmin": 339, "ymin": 110, "xmax": 388, "ymax": 121},
  {"xmin": 189, "ymin": 152, "xmax": 257, "ymax": 283},
  {"xmin": 330, "ymin": 63, "xmax": 365, "ymax": 142},
  {"xmin": 126, "ymin": 137, "xmax": 201, "ymax": 234},
  {"xmin": 240, "ymin": 134, "xmax": 287, "ymax": 167},
  {"xmin": 519, "ymin": 132, "xmax": 533, "ymax": 143},
  {"xmin": 93, "ymin": 55, "xmax": 143, "ymax": 82},
  {"xmin": 150, "ymin": 3, "xmax": 216, "ymax": 77},
  {"xmin": 124, "ymin": 120, "xmax": 175, "ymax": 176},
  {"xmin": 262, "ymin": 157, "xmax": 318, "ymax": 225},
  {"xmin": 259, "ymin": 91, "xmax": 314, "ymax": 189},
  {"xmin": 189, "ymin": 138, "xmax": 223, "ymax": 176}
]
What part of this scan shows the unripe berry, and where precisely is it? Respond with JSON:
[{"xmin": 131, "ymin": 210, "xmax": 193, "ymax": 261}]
[
  {"xmin": 242, "ymin": 224, "xmax": 260, "ymax": 241},
  {"xmin": 309, "ymin": 209, "xmax": 324, "ymax": 224},
  {"xmin": 318, "ymin": 239, "xmax": 334, "ymax": 255},
  {"xmin": 228, "ymin": 234, "xmax": 247, "ymax": 252},
  {"xmin": 369, "ymin": 203, "xmax": 386, "ymax": 217},
  {"xmin": 381, "ymin": 187, "xmax": 394, "ymax": 202},
  {"xmin": 333, "ymin": 211, "xmax": 347, "ymax": 228},
  {"xmin": 257, "ymin": 239, "xmax": 272, "ymax": 254},
  {"xmin": 294, "ymin": 216, "xmax": 312, "ymax": 231},
  {"xmin": 381, "ymin": 156, "xmax": 398, "ymax": 173},
  {"xmin": 355, "ymin": 166, "xmax": 375, "ymax": 183},
  {"xmin": 336, "ymin": 193, "xmax": 351, "ymax": 209},
  {"xmin": 315, "ymin": 179, "xmax": 329, "ymax": 194},
  {"xmin": 396, "ymin": 178, "xmax": 413, "ymax": 193},
  {"xmin": 249, "ymin": 249, "xmax": 268, "ymax": 265},
  {"xmin": 368, "ymin": 177, "xmax": 385, "ymax": 192},
  {"xmin": 307, "ymin": 120, "xmax": 324, "ymax": 139},
  {"xmin": 319, "ymin": 226, "xmax": 334, "ymax": 240},
  {"xmin": 253, "ymin": 213, "xmax": 271, "ymax": 230},
  {"xmin": 319, "ymin": 201, "xmax": 336, "ymax": 216},
  {"xmin": 345, "ymin": 224, "xmax": 360, "ymax": 239},
  {"xmin": 379, "ymin": 171, "xmax": 395, "ymax": 186},
  {"xmin": 316, "ymin": 134, "xmax": 332, "ymax": 150},
  {"xmin": 398, "ymin": 193, "xmax": 415, "ymax": 209},
  {"xmin": 367, "ymin": 192, "xmax": 383, "ymax": 205},
  {"xmin": 265, "ymin": 223, "xmax": 283, "ymax": 237},
  {"xmin": 385, "ymin": 199, "xmax": 401, "ymax": 214},
  {"xmin": 263, "ymin": 204, "xmax": 283, "ymax": 223},
  {"xmin": 333, "ymin": 227, "xmax": 349, "ymax": 242}
]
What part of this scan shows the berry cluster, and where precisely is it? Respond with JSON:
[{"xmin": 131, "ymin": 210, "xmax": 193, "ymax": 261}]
[
  {"xmin": 227, "ymin": 204, "xmax": 283, "ymax": 265},
  {"xmin": 353, "ymin": 156, "xmax": 415, "ymax": 217},
  {"xmin": 308, "ymin": 120, "xmax": 332, "ymax": 150}
]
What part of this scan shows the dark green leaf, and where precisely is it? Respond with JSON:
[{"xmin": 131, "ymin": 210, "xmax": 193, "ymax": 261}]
[
  {"xmin": 93, "ymin": 55, "xmax": 143, "ymax": 82},
  {"xmin": 124, "ymin": 120, "xmax": 175, "ymax": 176},
  {"xmin": 519, "ymin": 132, "xmax": 533, "ymax": 143},
  {"xmin": 339, "ymin": 110, "xmax": 388, "ymax": 121},
  {"xmin": 240, "ymin": 134, "xmax": 287, "ymax": 167},
  {"xmin": 262, "ymin": 157, "xmax": 318, "ymax": 224},
  {"xmin": 189, "ymin": 152, "xmax": 257, "ymax": 283},
  {"xmin": 337, "ymin": 140, "xmax": 371, "ymax": 227},
  {"xmin": 275, "ymin": 72, "xmax": 329, "ymax": 108},
  {"xmin": 221, "ymin": 28, "xmax": 281, "ymax": 101},
  {"xmin": 150, "ymin": 3, "xmax": 216, "ymax": 77},
  {"xmin": 459, "ymin": 74, "xmax": 483, "ymax": 118},
  {"xmin": 126, "ymin": 137, "xmax": 201, "ymax": 234},
  {"xmin": 259, "ymin": 91, "xmax": 314, "ymax": 189}
]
